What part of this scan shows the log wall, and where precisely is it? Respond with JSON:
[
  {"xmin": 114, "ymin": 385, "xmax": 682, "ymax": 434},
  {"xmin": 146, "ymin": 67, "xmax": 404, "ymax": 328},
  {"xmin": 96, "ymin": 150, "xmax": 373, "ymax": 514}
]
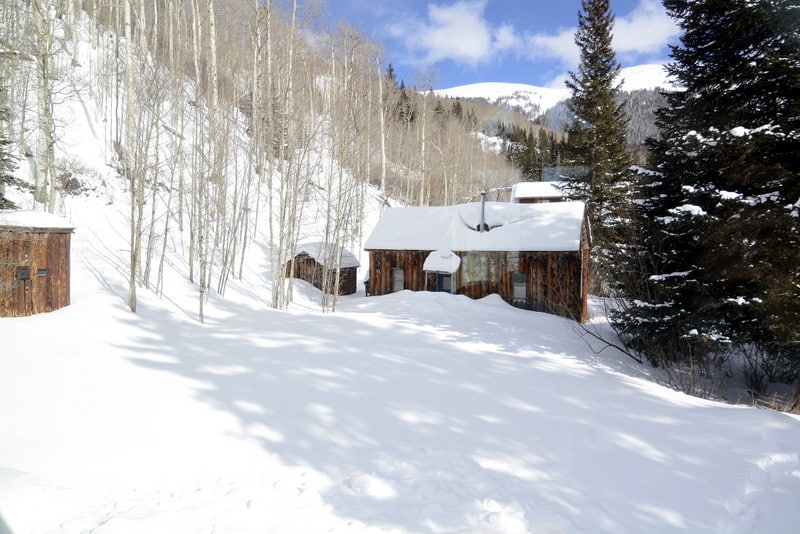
[
  {"xmin": 0, "ymin": 227, "xmax": 71, "ymax": 317},
  {"xmin": 367, "ymin": 239, "xmax": 589, "ymax": 322},
  {"xmin": 287, "ymin": 255, "xmax": 358, "ymax": 295},
  {"xmin": 367, "ymin": 250, "xmax": 431, "ymax": 295}
]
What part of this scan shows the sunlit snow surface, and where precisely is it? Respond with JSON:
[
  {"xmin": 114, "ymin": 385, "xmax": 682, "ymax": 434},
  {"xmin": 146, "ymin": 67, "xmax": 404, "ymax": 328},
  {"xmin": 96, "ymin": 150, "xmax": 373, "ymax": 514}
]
[
  {"xmin": 1, "ymin": 195, "xmax": 799, "ymax": 533},
  {"xmin": 0, "ymin": 16, "xmax": 798, "ymax": 534}
]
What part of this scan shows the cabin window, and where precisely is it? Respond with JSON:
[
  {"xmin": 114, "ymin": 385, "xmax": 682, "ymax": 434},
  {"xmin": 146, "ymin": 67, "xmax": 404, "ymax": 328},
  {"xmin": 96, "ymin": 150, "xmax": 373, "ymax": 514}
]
[
  {"xmin": 437, "ymin": 273, "xmax": 452, "ymax": 293},
  {"xmin": 513, "ymin": 272, "xmax": 527, "ymax": 303},
  {"xmin": 16, "ymin": 267, "xmax": 30, "ymax": 280},
  {"xmin": 392, "ymin": 268, "xmax": 405, "ymax": 292},
  {"xmin": 37, "ymin": 268, "xmax": 49, "ymax": 277}
]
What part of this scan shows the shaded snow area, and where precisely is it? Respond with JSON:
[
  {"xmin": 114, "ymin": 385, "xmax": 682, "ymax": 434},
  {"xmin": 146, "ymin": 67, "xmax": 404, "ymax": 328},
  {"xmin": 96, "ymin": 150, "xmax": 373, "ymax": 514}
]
[
  {"xmin": 1, "ymin": 199, "xmax": 799, "ymax": 533},
  {"xmin": 1, "ymin": 13, "xmax": 799, "ymax": 534}
]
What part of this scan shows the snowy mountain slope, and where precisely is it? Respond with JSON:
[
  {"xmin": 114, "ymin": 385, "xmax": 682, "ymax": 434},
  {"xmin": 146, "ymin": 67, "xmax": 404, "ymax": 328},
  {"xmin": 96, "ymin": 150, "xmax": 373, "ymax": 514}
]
[
  {"xmin": 1, "ymin": 14, "xmax": 800, "ymax": 534},
  {"xmin": 436, "ymin": 63, "xmax": 677, "ymax": 119}
]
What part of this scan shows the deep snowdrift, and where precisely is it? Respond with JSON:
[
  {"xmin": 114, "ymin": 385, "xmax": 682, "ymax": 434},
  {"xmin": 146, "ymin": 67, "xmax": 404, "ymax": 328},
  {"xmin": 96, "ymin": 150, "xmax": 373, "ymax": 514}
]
[{"xmin": 1, "ymin": 193, "xmax": 799, "ymax": 533}]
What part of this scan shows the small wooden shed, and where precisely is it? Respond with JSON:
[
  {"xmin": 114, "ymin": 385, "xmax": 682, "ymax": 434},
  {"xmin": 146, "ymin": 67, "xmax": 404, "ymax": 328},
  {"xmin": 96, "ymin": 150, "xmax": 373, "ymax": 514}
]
[
  {"xmin": 287, "ymin": 242, "xmax": 360, "ymax": 296},
  {"xmin": 0, "ymin": 210, "xmax": 74, "ymax": 317},
  {"xmin": 364, "ymin": 201, "xmax": 590, "ymax": 322},
  {"xmin": 511, "ymin": 181, "xmax": 565, "ymax": 204}
]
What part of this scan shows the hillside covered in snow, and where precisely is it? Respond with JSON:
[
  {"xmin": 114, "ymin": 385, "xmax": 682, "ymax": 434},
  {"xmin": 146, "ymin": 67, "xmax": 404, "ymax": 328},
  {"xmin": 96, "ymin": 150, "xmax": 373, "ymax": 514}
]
[{"xmin": 435, "ymin": 63, "xmax": 676, "ymax": 119}]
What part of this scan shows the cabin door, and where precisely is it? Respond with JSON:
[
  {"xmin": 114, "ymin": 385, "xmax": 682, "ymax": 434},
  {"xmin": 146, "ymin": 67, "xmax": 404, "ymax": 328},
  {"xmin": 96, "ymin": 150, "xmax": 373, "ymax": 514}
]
[
  {"xmin": 15, "ymin": 266, "xmax": 33, "ymax": 315},
  {"xmin": 392, "ymin": 268, "xmax": 405, "ymax": 292}
]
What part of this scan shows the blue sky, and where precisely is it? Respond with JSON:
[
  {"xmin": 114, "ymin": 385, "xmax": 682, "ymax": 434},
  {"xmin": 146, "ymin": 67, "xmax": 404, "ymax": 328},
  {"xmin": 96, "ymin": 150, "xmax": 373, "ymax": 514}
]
[{"xmin": 322, "ymin": 0, "xmax": 680, "ymax": 89}]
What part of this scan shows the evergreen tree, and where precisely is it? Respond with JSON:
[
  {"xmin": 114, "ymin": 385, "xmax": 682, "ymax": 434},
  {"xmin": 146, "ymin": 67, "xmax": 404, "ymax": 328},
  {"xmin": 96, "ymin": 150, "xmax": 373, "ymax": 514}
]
[
  {"xmin": 614, "ymin": 0, "xmax": 800, "ymax": 401},
  {"xmin": 564, "ymin": 0, "xmax": 633, "ymax": 288}
]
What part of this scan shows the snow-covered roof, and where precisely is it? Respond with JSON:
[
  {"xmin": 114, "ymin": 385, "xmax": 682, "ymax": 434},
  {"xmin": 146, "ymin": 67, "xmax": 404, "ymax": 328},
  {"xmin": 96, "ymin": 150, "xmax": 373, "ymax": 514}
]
[
  {"xmin": 423, "ymin": 250, "xmax": 462, "ymax": 273},
  {"xmin": 295, "ymin": 241, "xmax": 360, "ymax": 269},
  {"xmin": 0, "ymin": 209, "xmax": 74, "ymax": 230},
  {"xmin": 511, "ymin": 181, "xmax": 564, "ymax": 201},
  {"xmin": 365, "ymin": 201, "xmax": 586, "ymax": 252}
]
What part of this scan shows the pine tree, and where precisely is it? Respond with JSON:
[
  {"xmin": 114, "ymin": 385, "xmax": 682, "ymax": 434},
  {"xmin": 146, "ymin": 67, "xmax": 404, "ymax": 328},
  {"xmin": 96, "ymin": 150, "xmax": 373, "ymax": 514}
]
[
  {"xmin": 564, "ymin": 0, "xmax": 633, "ymax": 289},
  {"xmin": 614, "ymin": 0, "xmax": 800, "ymax": 398}
]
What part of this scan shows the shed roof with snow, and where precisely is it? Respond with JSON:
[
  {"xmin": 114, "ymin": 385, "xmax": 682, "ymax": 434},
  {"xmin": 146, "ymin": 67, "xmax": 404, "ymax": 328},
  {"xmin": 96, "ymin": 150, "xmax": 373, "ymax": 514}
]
[
  {"xmin": 364, "ymin": 201, "xmax": 586, "ymax": 253},
  {"xmin": 510, "ymin": 181, "xmax": 565, "ymax": 203},
  {"xmin": 294, "ymin": 242, "xmax": 360, "ymax": 269},
  {"xmin": 0, "ymin": 210, "xmax": 74, "ymax": 231}
]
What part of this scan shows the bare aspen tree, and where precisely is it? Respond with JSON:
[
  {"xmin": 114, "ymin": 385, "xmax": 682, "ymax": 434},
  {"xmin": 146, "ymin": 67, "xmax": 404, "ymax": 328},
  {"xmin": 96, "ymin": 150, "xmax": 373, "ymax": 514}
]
[
  {"xmin": 269, "ymin": 0, "xmax": 300, "ymax": 310},
  {"xmin": 195, "ymin": 0, "xmax": 222, "ymax": 322},
  {"xmin": 157, "ymin": 1, "xmax": 187, "ymax": 297},
  {"xmin": 122, "ymin": 0, "xmax": 139, "ymax": 311},
  {"xmin": 375, "ymin": 58, "xmax": 387, "ymax": 194},
  {"xmin": 32, "ymin": 0, "xmax": 57, "ymax": 211}
]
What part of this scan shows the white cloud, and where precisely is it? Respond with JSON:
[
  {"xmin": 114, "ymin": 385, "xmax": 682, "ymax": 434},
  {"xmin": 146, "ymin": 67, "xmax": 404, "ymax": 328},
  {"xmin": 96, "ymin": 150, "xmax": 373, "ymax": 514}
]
[
  {"xmin": 386, "ymin": 0, "xmax": 679, "ymax": 86},
  {"xmin": 614, "ymin": 0, "xmax": 680, "ymax": 57},
  {"xmin": 389, "ymin": 0, "xmax": 519, "ymax": 68},
  {"xmin": 522, "ymin": 0, "xmax": 679, "ymax": 68},
  {"xmin": 523, "ymin": 27, "xmax": 579, "ymax": 67}
]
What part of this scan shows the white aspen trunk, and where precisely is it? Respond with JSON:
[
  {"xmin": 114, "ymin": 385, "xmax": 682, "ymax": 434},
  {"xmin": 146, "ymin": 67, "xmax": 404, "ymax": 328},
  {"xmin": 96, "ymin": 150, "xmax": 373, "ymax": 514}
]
[
  {"xmin": 188, "ymin": 0, "xmax": 203, "ymax": 290},
  {"xmin": 32, "ymin": 0, "xmax": 54, "ymax": 207},
  {"xmin": 419, "ymin": 91, "xmax": 428, "ymax": 206},
  {"xmin": 122, "ymin": 0, "xmax": 138, "ymax": 312},
  {"xmin": 270, "ymin": 0, "xmax": 299, "ymax": 310},
  {"xmin": 376, "ymin": 59, "xmax": 387, "ymax": 194}
]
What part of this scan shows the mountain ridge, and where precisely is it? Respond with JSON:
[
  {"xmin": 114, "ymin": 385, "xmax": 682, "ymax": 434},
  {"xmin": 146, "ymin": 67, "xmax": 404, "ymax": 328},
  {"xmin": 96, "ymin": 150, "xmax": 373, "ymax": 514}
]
[{"xmin": 435, "ymin": 63, "xmax": 676, "ymax": 119}]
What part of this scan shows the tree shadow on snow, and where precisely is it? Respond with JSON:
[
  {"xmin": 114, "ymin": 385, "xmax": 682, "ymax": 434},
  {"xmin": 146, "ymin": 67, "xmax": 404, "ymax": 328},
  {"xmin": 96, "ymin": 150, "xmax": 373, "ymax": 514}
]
[{"xmin": 115, "ymin": 288, "xmax": 798, "ymax": 533}]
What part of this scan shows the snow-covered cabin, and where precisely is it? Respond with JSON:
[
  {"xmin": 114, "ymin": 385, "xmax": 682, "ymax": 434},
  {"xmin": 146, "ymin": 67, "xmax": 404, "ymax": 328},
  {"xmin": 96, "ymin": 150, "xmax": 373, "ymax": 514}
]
[
  {"xmin": 364, "ymin": 201, "xmax": 590, "ymax": 322},
  {"xmin": 511, "ymin": 181, "xmax": 565, "ymax": 204},
  {"xmin": 287, "ymin": 242, "xmax": 360, "ymax": 296},
  {"xmin": 0, "ymin": 210, "xmax": 74, "ymax": 317}
]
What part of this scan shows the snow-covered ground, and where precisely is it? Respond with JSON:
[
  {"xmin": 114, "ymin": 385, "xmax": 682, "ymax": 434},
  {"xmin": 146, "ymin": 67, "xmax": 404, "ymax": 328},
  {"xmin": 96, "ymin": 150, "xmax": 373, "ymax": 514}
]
[{"xmin": 1, "ymin": 192, "xmax": 799, "ymax": 533}]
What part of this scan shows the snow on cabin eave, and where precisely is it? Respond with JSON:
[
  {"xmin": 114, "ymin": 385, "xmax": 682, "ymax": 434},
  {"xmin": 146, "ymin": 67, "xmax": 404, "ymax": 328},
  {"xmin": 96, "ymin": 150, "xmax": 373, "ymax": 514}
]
[
  {"xmin": 364, "ymin": 201, "xmax": 586, "ymax": 254},
  {"xmin": 295, "ymin": 241, "xmax": 360, "ymax": 269},
  {"xmin": 423, "ymin": 250, "xmax": 461, "ymax": 273},
  {"xmin": 0, "ymin": 209, "xmax": 75, "ymax": 232}
]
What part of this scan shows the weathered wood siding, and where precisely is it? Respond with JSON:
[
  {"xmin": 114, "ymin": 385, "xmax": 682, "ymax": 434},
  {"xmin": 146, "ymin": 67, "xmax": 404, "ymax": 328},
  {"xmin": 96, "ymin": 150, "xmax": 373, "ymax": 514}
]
[
  {"xmin": 287, "ymin": 254, "xmax": 358, "ymax": 295},
  {"xmin": 518, "ymin": 251, "xmax": 585, "ymax": 321},
  {"xmin": 367, "ymin": 250, "xmax": 431, "ymax": 295},
  {"xmin": 455, "ymin": 250, "xmax": 586, "ymax": 321},
  {"xmin": 366, "ymin": 220, "xmax": 590, "ymax": 322},
  {"xmin": 0, "ymin": 227, "xmax": 71, "ymax": 317}
]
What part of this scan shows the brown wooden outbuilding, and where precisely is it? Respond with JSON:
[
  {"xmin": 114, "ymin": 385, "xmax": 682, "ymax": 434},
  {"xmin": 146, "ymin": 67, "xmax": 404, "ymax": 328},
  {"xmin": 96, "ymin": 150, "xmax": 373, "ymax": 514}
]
[
  {"xmin": 511, "ymin": 181, "xmax": 565, "ymax": 204},
  {"xmin": 364, "ymin": 201, "xmax": 590, "ymax": 322},
  {"xmin": 286, "ymin": 242, "xmax": 360, "ymax": 296},
  {"xmin": 0, "ymin": 210, "xmax": 74, "ymax": 317}
]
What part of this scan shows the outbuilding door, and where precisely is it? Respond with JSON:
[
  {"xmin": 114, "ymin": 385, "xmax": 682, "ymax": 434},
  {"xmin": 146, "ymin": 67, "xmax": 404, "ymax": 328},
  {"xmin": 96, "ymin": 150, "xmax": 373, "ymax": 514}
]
[
  {"xmin": 392, "ymin": 268, "xmax": 405, "ymax": 292},
  {"xmin": 14, "ymin": 266, "xmax": 33, "ymax": 315}
]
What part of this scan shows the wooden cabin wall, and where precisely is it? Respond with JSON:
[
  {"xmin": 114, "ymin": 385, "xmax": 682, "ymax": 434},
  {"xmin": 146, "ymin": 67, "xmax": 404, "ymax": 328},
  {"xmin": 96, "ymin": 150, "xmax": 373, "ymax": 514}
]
[
  {"xmin": 367, "ymin": 250, "xmax": 430, "ymax": 296},
  {"xmin": 287, "ymin": 255, "xmax": 357, "ymax": 295},
  {"xmin": 458, "ymin": 250, "xmax": 586, "ymax": 322},
  {"xmin": 367, "ymin": 247, "xmax": 588, "ymax": 323},
  {"xmin": 457, "ymin": 251, "xmax": 505, "ymax": 300},
  {"xmin": 337, "ymin": 267, "xmax": 358, "ymax": 295},
  {"xmin": 519, "ymin": 251, "xmax": 585, "ymax": 322},
  {"xmin": 0, "ymin": 229, "xmax": 71, "ymax": 317}
]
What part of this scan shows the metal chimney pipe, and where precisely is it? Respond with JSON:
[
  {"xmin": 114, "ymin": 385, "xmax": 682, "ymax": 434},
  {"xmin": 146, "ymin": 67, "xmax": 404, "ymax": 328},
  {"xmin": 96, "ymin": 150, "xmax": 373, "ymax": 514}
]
[{"xmin": 480, "ymin": 190, "xmax": 486, "ymax": 232}]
